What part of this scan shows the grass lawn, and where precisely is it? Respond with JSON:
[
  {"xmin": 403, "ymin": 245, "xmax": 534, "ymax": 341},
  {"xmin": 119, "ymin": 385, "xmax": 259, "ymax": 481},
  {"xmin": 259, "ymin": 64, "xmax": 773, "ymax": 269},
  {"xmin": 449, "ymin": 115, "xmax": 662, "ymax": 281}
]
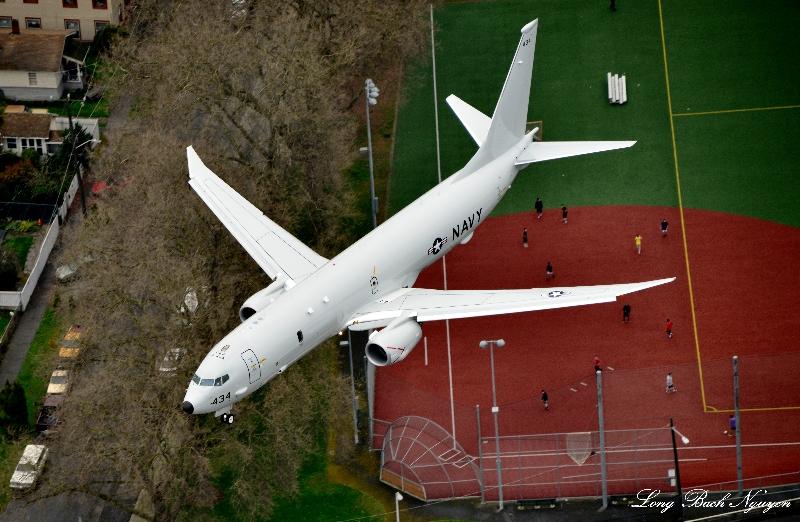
[
  {"xmin": 201, "ymin": 440, "xmax": 384, "ymax": 522},
  {"xmin": 0, "ymin": 437, "xmax": 30, "ymax": 511},
  {"xmin": 0, "ymin": 308, "xmax": 59, "ymax": 510},
  {"xmin": 390, "ymin": 0, "xmax": 800, "ymax": 225},
  {"xmin": 17, "ymin": 308, "xmax": 61, "ymax": 426},
  {"xmin": 267, "ymin": 454, "xmax": 384, "ymax": 522},
  {"xmin": 24, "ymin": 99, "xmax": 109, "ymax": 119},
  {"xmin": 2, "ymin": 236, "xmax": 34, "ymax": 270}
]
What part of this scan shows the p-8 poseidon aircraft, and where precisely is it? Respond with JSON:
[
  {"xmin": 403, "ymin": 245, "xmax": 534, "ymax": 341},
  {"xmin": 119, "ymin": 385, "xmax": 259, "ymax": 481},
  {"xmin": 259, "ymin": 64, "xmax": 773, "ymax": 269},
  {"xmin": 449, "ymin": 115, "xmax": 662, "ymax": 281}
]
[{"xmin": 182, "ymin": 19, "xmax": 674, "ymax": 423}]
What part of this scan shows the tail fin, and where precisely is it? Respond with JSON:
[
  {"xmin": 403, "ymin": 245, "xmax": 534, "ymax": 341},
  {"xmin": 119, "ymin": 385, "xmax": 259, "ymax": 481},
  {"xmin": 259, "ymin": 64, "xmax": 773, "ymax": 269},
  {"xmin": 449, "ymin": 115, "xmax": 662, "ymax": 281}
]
[{"xmin": 462, "ymin": 19, "xmax": 538, "ymax": 172}]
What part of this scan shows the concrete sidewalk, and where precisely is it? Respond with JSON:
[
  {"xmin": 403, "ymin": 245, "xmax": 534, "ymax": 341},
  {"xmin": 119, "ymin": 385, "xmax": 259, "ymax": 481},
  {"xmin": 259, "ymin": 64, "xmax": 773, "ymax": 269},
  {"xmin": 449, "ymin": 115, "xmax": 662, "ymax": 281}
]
[{"xmin": 0, "ymin": 263, "xmax": 55, "ymax": 386}]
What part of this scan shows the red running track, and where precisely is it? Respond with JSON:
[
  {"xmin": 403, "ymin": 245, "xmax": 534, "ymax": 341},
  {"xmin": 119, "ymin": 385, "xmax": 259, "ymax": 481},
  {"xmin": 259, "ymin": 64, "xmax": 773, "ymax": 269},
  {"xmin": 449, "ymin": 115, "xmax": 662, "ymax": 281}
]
[{"xmin": 373, "ymin": 206, "xmax": 800, "ymax": 500}]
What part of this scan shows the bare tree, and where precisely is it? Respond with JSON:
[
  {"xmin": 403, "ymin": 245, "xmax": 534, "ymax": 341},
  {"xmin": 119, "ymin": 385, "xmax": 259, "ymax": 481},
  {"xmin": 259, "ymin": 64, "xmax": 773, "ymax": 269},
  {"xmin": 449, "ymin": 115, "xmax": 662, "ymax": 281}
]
[{"xmin": 42, "ymin": 0, "xmax": 427, "ymax": 517}]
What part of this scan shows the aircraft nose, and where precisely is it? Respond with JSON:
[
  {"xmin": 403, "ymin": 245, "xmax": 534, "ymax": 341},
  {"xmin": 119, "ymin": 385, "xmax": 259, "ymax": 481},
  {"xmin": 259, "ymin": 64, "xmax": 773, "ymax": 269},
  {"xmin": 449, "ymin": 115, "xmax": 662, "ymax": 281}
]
[{"xmin": 181, "ymin": 401, "xmax": 194, "ymax": 414}]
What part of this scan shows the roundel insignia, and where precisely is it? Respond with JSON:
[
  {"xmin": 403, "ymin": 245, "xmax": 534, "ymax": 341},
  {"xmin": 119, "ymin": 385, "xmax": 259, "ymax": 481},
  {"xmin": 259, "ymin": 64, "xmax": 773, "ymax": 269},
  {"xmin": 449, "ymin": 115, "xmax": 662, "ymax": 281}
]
[
  {"xmin": 548, "ymin": 290, "xmax": 566, "ymax": 298},
  {"xmin": 430, "ymin": 238, "xmax": 443, "ymax": 255}
]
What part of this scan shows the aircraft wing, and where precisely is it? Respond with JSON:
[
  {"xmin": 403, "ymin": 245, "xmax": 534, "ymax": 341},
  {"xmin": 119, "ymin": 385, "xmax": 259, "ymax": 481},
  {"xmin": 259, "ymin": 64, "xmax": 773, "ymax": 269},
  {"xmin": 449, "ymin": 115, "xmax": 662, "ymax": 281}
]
[
  {"xmin": 346, "ymin": 278, "xmax": 675, "ymax": 330},
  {"xmin": 187, "ymin": 146, "xmax": 328, "ymax": 281}
]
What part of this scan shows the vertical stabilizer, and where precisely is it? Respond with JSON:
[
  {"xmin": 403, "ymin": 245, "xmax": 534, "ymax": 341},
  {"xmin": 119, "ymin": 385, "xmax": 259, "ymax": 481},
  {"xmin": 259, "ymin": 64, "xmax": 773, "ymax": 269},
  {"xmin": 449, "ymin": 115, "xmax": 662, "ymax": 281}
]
[{"xmin": 464, "ymin": 19, "xmax": 538, "ymax": 172}]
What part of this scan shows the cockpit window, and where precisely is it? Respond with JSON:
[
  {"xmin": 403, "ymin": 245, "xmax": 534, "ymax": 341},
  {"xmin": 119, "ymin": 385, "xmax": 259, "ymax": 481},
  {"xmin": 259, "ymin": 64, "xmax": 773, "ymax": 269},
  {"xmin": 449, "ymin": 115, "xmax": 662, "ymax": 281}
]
[{"xmin": 195, "ymin": 374, "xmax": 229, "ymax": 386}]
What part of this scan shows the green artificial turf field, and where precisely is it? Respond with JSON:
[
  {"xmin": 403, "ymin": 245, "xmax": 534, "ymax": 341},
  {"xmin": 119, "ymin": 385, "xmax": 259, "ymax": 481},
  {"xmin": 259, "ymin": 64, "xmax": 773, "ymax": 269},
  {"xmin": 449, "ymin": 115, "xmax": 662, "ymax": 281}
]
[{"xmin": 390, "ymin": 0, "xmax": 800, "ymax": 226}]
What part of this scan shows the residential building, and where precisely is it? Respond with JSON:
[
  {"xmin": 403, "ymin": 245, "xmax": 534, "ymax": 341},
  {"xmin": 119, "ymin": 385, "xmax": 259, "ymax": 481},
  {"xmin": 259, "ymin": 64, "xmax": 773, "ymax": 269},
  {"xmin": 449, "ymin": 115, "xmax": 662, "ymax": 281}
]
[
  {"xmin": 0, "ymin": 27, "xmax": 86, "ymax": 100},
  {"xmin": 0, "ymin": 0, "xmax": 124, "ymax": 42},
  {"xmin": 1, "ymin": 105, "xmax": 100, "ymax": 155}
]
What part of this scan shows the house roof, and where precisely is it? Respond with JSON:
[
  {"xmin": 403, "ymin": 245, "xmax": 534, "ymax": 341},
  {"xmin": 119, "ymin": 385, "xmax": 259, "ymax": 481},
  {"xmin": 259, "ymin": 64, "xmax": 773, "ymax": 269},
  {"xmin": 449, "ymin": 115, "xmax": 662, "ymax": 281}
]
[
  {"xmin": 1, "ymin": 113, "xmax": 52, "ymax": 138},
  {"xmin": 0, "ymin": 31, "xmax": 69, "ymax": 72}
]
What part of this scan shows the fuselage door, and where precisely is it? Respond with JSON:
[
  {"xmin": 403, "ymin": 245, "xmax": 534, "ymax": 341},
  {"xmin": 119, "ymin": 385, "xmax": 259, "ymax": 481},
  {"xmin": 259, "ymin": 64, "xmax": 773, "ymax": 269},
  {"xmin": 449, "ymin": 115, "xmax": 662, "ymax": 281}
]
[{"xmin": 241, "ymin": 349, "xmax": 261, "ymax": 384}]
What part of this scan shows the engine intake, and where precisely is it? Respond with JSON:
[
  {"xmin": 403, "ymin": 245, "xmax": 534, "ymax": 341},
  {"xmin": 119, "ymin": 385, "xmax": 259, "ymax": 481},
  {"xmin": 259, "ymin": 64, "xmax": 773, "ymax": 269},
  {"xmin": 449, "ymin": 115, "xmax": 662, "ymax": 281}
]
[{"xmin": 365, "ymin": 319, "xmax": 422, "ymax": 366}]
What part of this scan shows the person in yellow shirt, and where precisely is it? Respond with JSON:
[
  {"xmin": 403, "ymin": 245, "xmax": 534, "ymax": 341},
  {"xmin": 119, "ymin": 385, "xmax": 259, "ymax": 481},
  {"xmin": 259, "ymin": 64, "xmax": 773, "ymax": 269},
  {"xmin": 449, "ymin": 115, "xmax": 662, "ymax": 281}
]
[{"xmin": 634, "ymin": 234, "xmax": 642, "ymax": 255}]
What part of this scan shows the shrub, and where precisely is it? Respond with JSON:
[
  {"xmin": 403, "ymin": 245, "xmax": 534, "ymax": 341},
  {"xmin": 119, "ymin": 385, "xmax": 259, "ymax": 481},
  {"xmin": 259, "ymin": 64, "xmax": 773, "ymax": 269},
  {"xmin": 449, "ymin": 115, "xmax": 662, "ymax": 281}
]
[{"xmin": 0, "ymin": 251, "xmax": 19, "ymax": 291}]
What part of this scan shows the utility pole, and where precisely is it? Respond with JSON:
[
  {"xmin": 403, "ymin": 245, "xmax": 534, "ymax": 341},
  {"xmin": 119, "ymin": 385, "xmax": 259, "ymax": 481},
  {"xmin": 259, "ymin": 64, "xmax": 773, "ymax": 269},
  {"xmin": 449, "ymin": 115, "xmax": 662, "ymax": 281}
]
[{"xmin": 65, "ymin": 93, "xmax": 86, "ymax": 215}]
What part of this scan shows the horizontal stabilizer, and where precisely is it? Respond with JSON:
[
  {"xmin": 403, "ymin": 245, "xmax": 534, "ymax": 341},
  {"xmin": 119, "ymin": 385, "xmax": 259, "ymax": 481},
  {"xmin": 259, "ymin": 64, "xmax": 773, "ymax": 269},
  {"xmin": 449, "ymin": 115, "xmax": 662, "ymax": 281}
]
[
  {"xmin": 446, "ymin": 94, "xmax": 491, "ymax": 147},
  {"xmin": 515, "ymin": 140, "xmax": 636, "ymax": 166}
]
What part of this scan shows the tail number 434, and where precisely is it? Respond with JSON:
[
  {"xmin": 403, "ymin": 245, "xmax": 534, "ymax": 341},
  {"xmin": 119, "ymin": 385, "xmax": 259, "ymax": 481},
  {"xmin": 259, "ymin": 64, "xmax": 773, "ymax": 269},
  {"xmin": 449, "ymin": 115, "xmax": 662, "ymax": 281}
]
[{"xmin": 211, "ymin": 392, "xmax": 231, "ymax": 405}]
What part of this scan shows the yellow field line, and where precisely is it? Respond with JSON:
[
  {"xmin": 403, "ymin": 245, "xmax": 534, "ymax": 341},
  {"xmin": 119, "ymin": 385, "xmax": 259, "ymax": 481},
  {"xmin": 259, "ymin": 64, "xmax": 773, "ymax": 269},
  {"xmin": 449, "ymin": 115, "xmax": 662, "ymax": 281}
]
[
  {"xmin": 674, "ymin": 103, "xmax": 800, "ymax": 118},
  {"xmin": 658, "ymin": 0, "xmax": 708, "ymax": 411},
  {"xmin": 659, "ymin": 6, "xmax": 800, "ymax": 414},
  {"xmin": 708, "ymin": 405, "xmax": 800, "ymax": 413}
]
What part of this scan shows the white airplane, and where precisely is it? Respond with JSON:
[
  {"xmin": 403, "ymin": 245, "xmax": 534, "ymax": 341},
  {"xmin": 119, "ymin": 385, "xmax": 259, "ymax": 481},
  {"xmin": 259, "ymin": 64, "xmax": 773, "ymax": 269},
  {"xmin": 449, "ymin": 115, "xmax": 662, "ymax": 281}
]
[{"xmin": 182, "ymin": 19, "xmax": 674, "ymax": 423}]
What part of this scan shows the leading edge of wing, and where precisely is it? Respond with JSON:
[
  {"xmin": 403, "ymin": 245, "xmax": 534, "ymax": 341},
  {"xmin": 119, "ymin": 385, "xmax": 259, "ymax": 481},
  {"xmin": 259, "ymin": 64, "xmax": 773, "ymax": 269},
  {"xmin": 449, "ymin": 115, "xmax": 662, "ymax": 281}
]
[
  {"xmin": 187, "ymin": 146, "xmax": 327, "ymax": 280},
  {"xmin": 347, "ymin": 277, "xmax": 675, "ymax": 329}
]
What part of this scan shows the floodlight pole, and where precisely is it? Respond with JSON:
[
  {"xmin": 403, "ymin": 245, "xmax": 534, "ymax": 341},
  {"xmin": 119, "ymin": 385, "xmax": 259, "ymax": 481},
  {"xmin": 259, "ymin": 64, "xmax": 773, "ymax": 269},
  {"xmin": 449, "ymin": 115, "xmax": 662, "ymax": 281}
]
[
  {"xmin": 394, "ymin": 491, "xmax": 403, "ymax": 522},
  {"xmin": 475, "ymin": 404, "xmax": 485, "ymax": 503},
  {"xmin": 479, "ymin": 339, "xmax": 505, "ymax": 511},
  {"xmin": 733, "ymin": 355, "xmax": 743, "ymax": 496},
  {"xmin": 596, "ymin": 369, "xmax": 608, "ymax": 511},
  {"xmin": 670, "ymin": 417, "xmax": 684, "ymax": 520},
  {"xmin": 344, "ymin": 330, "xmax": 358, "ymax": 445},
  {"xmin": 364, "ymin": 79, "xmax": 379, "ymax": 229}
]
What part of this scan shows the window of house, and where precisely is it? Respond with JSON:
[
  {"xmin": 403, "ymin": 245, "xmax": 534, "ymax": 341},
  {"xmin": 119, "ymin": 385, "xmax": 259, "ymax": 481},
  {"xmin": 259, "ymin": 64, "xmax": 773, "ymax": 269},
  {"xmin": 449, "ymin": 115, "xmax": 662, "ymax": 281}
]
[
  {"xmin": 5, "ymin": 138, "xmax": 16, "ymax": 150},
  {"xmin": 25, "ymin": 18, "xmax": 42, "ymax": 29},
  {"xmin": 92, "ymin": 0, "xmax": 108, "ymax": 8},
  {"xmin": 28, "ymin": 72, "xmax": 37, "ymax": 86},
  {"xmin": 94, "ymin": 20, "xmax": 109, "ymax": 34},
  {"xmin": 23, "ymin": 0, "xmax": 38, "ymax": 4},
  {"xmin": 63, "ymin": 0, "xmax": 78, "ymax": 7},
  {"xmin": 0, "ymin": 18, "xmax": 10, "ymax": 29},
  {"xmin": 64, "ymin": 19, "xmax": 81, "ymax": 39}
]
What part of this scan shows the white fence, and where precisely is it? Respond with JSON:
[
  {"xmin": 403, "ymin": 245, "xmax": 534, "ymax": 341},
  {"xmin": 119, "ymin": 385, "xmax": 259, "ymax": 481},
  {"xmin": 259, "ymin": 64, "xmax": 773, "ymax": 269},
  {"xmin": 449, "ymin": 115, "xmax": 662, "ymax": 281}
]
[{"xmin": 0, "ymin": 174, "xmax": 79, "ymax": 311}]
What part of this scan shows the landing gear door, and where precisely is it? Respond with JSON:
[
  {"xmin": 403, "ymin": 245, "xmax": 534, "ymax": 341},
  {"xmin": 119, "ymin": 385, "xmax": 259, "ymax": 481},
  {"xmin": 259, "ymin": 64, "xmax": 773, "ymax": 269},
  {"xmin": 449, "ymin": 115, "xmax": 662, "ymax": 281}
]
[{"xmin": 241, "ymin": 349, "xmax": 261, "ymax": 384}]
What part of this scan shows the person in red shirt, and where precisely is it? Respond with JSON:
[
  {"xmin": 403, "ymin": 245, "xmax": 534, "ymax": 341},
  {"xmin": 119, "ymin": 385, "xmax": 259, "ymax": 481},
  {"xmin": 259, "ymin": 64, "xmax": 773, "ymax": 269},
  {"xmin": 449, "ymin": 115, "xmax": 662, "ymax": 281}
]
[
  {"xmin": 665, "ymin": 319, "xmax": 673, "ymax": 339},
  {"xmin": 593, "ymin": 355, "xmax": 602, "ymax": 372}
]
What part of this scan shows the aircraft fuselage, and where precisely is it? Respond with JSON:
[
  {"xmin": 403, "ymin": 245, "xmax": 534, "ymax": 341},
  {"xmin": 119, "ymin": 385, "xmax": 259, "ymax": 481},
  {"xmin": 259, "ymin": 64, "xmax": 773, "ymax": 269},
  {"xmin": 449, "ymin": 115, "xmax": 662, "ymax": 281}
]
[{"xmin": 182, "ymin": 135, "xmax": 531, "ymax": 416}]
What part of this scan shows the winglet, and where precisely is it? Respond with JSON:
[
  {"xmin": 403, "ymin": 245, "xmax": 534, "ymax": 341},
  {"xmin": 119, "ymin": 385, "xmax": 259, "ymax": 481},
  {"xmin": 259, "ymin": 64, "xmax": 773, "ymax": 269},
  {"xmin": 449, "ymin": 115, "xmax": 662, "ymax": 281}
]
[{"xmin": 187, "ymin": 145, "xmax": 211, "ymax": 180}]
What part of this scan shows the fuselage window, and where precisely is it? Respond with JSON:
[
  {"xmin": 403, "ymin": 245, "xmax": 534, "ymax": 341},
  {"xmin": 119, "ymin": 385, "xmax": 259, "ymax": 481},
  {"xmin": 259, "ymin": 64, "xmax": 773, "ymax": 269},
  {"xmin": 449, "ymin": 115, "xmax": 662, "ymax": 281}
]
[
  {"xmin": 200, "ymin": 378, "xmax": 214, "ymax": 386},
  {"xmin": 297, "ymin": 330, "xmax": 303, "ymax": 343},
  {"xmin": 191, "ymin": 374, "xmax": 200, "ymax": 384},
  {"xmin": 221, "ymin": 374, "xmax": 229, "ymax": 384}
]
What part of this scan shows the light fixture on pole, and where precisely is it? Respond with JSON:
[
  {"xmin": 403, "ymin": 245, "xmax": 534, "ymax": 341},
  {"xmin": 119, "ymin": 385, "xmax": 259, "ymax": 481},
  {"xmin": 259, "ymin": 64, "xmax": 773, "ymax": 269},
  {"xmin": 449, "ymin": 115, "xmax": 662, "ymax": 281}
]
[
  {"xmin": 479, "ymin": 338, "xmax": 506, "ymax": 511},
  {"xmin": 394, "ymin": 491, "xmax": 403, "ymax": 522},
  {"xmin": 364, "ymin": 78, "xmax": 380, "ymax": 229}
]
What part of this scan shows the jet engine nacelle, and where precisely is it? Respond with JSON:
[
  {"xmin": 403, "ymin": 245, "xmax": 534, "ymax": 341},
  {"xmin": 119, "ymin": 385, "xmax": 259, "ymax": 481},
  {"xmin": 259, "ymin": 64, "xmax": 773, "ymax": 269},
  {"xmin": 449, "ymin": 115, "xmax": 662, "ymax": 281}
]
[
  {"xmin": 239, "ymin": 280, "xmax": 288, "ymax": 321},
  {"xmin": 365, "ymin": 319, "xmax": 422, "ymax": 366}
]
